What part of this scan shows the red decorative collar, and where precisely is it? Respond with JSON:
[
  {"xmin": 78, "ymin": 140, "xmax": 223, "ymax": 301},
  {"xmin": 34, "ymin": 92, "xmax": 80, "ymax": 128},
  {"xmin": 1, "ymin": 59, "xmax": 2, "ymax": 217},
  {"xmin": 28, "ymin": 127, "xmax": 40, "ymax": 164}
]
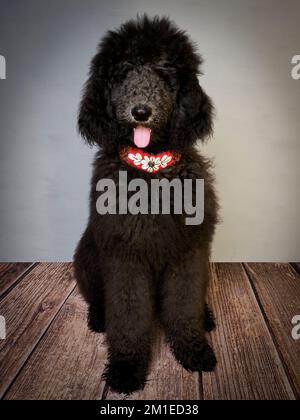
[{"xmin": 119, "ymin": 146, "xmax": 181, "ymax": 174}]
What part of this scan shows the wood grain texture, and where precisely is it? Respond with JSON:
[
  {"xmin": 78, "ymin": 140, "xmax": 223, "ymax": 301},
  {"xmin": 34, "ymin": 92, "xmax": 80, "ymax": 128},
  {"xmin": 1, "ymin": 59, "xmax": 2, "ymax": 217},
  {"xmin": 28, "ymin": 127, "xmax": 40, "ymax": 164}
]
[
  {"xmin": 244, "ymin": 263, "xmax": 300, "ymax": 398},
  {"xmin": 5, "ymin": 289, "xmax": 107, "ymax": 401},
  {"xmin": 0, "ymin": 264, "xmax": 14, "ymax": 275},
  {"xmin": 0, "ymin": 263, "xmax": 33, "ymax": 298},
  {"xmin": 1, "ymin": 263, "xmax": 299, "ymax": 400},
  {"xmin": 202, "ymin": 263, "xmax": 295, "ymax": 400},
  {"xmin": 0, "ymin": 263, "xmax": 75, "ymax": 398},
  {"xmin": 106, "ymin": 329, "xmax": 199, "ymax": 401}
]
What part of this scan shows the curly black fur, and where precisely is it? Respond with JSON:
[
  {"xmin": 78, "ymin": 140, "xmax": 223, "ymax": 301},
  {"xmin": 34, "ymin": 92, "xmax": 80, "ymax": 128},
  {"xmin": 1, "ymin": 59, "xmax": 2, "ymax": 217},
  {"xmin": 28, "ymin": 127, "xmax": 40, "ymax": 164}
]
[
  {"xmin": 204, "ymin": 304, "xmax": 217, "ymax": 332},
  {"xmin": 74, "ymin": 15, "xmax": 218, "ymax": 394}
]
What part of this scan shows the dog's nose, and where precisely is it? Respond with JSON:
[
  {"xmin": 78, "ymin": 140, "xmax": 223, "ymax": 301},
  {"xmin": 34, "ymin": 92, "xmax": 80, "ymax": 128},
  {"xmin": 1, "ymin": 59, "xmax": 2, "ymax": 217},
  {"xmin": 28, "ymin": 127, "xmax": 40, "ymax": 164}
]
[{"xmin": 131, "ymin": 104, "xmax": 152, "ymax": 122}]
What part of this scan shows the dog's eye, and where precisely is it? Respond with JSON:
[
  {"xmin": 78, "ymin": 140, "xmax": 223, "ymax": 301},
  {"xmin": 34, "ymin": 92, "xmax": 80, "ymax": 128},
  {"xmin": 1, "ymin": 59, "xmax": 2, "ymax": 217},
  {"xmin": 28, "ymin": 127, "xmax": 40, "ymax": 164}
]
[
  {"xmin": 155, "ymin": 67, "xmax": 177, "ymax": 89},
  {"xmin": 113, "ymin": 62, "xmax": 134, "ymax": 80}
]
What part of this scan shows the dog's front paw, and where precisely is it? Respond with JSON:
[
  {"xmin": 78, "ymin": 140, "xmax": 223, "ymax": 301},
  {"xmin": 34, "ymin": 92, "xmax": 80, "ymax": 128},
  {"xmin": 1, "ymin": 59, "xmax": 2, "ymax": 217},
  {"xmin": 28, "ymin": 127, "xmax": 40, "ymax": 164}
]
[
  {"xmin": 174, "ymin": 341, "xmax": 217, "ymax": 373},
  {"xmin": 88, "ymin": 306, "xmax": 105, "ymax": 333},
  {"xmin": 104, "ymin": 360, "xmax": 147, "ymax": 395}
]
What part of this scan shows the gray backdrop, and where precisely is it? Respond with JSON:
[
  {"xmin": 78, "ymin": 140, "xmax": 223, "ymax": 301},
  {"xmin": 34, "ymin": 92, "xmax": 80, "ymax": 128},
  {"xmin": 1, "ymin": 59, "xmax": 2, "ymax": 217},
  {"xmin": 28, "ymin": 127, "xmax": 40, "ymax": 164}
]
[{"xmin": 0, "ymin": 0, "xmax": 300, "ymax": 262}]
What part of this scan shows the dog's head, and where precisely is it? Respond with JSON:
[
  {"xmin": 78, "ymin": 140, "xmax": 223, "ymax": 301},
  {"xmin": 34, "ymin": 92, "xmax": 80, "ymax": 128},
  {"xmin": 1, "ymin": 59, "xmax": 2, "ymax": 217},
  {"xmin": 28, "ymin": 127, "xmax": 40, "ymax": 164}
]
[{"xmin": 79, "ymin": 15, "xmax": 214, "ymax": 152}]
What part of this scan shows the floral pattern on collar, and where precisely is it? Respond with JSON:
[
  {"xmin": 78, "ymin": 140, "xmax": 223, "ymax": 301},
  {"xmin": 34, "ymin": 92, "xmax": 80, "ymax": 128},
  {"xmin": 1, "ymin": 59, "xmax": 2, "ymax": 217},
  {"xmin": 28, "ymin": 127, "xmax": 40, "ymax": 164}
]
[{"xmin": 120, "ymin": 147, "xmax": 181, "ymax": 174}]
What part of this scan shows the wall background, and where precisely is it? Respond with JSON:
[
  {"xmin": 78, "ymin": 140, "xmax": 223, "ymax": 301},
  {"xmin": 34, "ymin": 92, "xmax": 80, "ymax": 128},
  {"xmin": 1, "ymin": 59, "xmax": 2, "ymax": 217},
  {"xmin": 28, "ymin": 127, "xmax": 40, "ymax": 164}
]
[{"xmin": 0, "ymin": 0, "xmax": 299, "ymax": 262}]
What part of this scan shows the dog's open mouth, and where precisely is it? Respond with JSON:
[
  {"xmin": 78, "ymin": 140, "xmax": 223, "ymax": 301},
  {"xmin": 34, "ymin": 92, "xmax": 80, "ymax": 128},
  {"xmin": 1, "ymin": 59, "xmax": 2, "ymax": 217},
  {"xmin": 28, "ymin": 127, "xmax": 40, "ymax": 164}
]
[{"xmin": 133, "ymin": 126, "xmax": 152, "ymax": 148}]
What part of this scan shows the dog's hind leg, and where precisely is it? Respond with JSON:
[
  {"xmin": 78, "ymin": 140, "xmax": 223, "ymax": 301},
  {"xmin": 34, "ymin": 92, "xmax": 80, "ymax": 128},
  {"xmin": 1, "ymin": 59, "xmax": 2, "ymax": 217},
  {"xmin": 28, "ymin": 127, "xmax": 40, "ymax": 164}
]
[
  {"xmin": 74, "ymin": 226, "xmax": 105, "ymax": 333},
  {"xmin": 160, "ymin": 249, "xmax": 217, "ymax": 373},
  {"xmin": 102, "ymin": 257, "xmax": 155, "ymax": 395}
]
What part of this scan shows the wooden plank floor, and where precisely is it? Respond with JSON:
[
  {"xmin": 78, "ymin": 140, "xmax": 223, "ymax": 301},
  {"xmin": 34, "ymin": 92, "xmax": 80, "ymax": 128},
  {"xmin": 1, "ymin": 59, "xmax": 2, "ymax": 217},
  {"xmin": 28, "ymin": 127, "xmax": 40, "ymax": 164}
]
[{"xmin": 0, "ymin": 263, "xmax": 299, "ymax": 400}]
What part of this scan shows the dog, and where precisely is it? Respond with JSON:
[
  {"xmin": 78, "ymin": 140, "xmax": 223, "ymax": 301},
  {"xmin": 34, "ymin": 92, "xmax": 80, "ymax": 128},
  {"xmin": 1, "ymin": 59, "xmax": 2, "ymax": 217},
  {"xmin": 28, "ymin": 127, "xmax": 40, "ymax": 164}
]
[{"xmin": 74, "ymin": 15, "xmax": 218, "ymax": 394}]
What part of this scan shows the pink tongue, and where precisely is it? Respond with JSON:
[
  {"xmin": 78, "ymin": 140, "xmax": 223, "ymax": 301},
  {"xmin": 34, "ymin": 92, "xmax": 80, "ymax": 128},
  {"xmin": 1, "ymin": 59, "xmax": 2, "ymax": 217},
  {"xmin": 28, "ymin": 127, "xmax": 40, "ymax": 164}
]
[{"xmin": 133, "ymin": 126, "xmax": 151, "ymax": 148}]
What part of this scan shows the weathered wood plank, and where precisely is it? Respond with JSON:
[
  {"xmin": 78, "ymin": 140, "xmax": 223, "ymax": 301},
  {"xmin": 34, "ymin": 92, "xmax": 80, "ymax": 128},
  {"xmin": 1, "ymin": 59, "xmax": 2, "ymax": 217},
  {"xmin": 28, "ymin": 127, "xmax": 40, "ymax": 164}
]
[
  {"xmin": 5, "ymin": 289, "xmax": 107, "ymax": 400},
  {"xmin": 0, "ymin": 264, "xmax": 14, "ymax": 275},
  {"xmin": 202, "ymin": 263, "xmax": 295, "ymax": 400},
  {"xmin": 0, "ymin": 263, "xmax": 33, "ymax": 297},
  {"xmin": 244, "ymin": 263, "xmax": 300, "ymax": 398},
  {"xmin": 106, "ymin": 329, "xmax": 199, "ymax": 400},
  {"xmin": 0, "ymin": 263, "xmax": 75, "ymax": 398}
]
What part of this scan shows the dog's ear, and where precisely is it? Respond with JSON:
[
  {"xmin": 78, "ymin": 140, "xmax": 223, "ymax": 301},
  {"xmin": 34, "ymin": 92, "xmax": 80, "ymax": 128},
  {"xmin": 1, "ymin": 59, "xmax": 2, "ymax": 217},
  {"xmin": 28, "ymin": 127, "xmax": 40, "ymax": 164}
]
[
  {"xmin": 78, "ymin": 54, "xmax": 114, "ymax": 147},
  {"xmin": 171, "ymin": 74, "xmax": 214, "ymax": 149}
]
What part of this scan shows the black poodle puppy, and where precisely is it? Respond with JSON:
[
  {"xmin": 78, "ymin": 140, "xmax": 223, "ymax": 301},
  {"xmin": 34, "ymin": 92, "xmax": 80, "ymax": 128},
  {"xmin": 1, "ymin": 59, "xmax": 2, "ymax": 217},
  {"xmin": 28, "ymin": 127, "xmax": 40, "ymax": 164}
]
[{"xmin": 74, "ymin": 15, "xmax": 218, "ymax": 394}]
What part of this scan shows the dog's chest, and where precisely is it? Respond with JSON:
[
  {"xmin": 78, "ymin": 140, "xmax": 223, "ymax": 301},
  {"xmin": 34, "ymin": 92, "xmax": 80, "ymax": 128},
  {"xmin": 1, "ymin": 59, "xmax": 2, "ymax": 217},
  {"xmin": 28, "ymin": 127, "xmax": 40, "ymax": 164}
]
[
  {"xmin": 95, "ymin": 211, "xmax": 196, "ymax": 265},
  {"xmin": 91, "ymin": 155, "xmax": 206, "ymax": 259}
]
